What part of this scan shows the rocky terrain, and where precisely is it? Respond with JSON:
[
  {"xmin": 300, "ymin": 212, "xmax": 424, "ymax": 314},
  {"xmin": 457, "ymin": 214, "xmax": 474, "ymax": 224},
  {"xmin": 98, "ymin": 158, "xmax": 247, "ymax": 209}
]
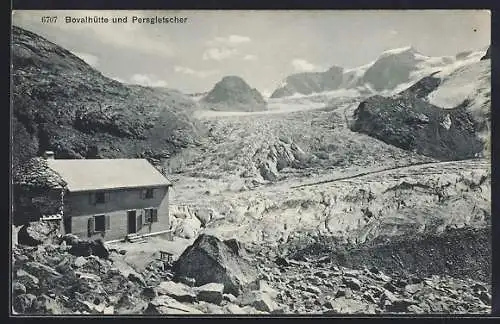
[
  {"xmin": 11, "ymin": 27, "xmax": 491, "ymax": 315},
  {"xmin": 12, "ymin": 26, "xmax": 203, "ymax": 170},
  {"xmin": 12, "ymin": 220, "xmax": 491, "ymax": 315},
  {"xmin": 201, "ymin": 76, "xmax": 267, "ymax": 112},
  {"xmin": 270, "ymin": 66, "xmax": 344, "ymax": 98},
  {"xmin": 351, "ymin": 58, "xmax": 490, "ymax": 161}
]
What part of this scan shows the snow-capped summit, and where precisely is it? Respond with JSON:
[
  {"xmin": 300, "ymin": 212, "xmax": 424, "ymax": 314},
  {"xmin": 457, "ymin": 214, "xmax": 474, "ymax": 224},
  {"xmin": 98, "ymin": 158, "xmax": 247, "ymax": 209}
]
[{"xmin": 270, "ymin": 46, "xmax": 487, "ymax": 99}]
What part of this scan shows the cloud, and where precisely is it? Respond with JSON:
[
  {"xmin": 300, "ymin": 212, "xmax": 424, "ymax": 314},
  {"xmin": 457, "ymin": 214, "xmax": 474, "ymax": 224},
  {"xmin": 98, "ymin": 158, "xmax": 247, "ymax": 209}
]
[
  {"xmin": 129, "ymin": 74, "xmax": 168, "ymax": 88},
  {"xmin": 243, "ymin": 54, "xmax": 258, "ymax": 61},
  {"xmin": 291, "ymin": 59, "xmax": 318, "ymax": 72},
  {"xmin": 389, "ymin": 30, "xmax": 399, "ymax": 37},
  {"xmin": 212, "ymin": 35, "xmax": 251, "ymax": 45},
  {"xmin": 173, "ymin": 66, "xmax": 218, "ymax": 78},
  {"xmin": 202, "ymin": 35, "xmax": 251, "ymax": 61},
  {"xmin": 71, "ymin": 51, "xmax": 99, "ymax": 67},
  {"xmin": 206, "ymin": 35, "xmax": 251, "ymax": 47},
  {"xmin": 202, "ymin": 47, "xmax": 238, "ymax": 61},
  {"xmin": 13, "ymin": 10, "xmax": 175, "ymax": 57}
]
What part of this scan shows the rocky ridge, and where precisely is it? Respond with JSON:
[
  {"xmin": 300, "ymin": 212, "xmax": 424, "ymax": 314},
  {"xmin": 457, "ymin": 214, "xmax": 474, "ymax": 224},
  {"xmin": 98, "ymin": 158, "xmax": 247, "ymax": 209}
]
[
  {"xmin": 201, "ymin": 76, "xmax": 267, "ymax": 112},
  {"xmin": 12, "ymin": 26, "xmax": 203, "ymax": 170},
  {"xmin": 350, "ymin": 60, "xmax": 489, "ymax": 161}
]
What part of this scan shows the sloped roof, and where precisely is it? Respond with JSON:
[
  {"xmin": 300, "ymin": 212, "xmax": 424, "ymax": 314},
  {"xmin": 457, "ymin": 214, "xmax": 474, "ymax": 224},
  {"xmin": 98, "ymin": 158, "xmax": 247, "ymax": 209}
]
[{"xmin": 45, "ymin": 158, "xmax": 172, "ymax": 192}]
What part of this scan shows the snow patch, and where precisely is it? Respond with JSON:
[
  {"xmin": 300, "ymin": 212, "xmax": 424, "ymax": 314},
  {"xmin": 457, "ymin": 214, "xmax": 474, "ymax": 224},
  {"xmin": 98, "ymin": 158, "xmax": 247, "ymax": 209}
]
[
  {"xmin": 378, "ymin": 46, "xmax": 416, "ymax": 57},
  {"xmin": 427, "ymin": 60, "xmax": 490, "ymax": 110}
]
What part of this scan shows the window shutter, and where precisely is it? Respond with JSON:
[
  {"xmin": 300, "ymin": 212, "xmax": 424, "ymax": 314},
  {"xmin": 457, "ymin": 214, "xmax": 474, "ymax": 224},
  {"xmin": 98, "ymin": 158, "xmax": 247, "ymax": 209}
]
[
  {"xmin": 152, "ymin": 209, "xmax": 158, "ymax": 223},
  {"xmin": 87, "ymin": 217, "xmax": 95, "ymax": 237},
  {"xmin": 137, "ymin": 211, "xmax": 143, "ymax": 230},
  {"xmin": 140, "ymin": 189, "xmax": 145, "ymax": 199},
  {"xmin": 105, "ymin": 191, "xmax": 111, "ymax": 203},
  {"xmin": 89, "ymin": 193, "xmax": 95, "ymax": 205},
  {"xmin": 105, "ymin": 215, "xmax": 111, "ymax": 230}
]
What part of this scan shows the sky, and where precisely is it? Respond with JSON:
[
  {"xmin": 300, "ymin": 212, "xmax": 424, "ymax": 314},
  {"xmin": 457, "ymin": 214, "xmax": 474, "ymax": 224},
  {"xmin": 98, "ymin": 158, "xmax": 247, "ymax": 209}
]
[{"xmin": 12, "ymin": 10, "xmax": 490, "ymax": 96}]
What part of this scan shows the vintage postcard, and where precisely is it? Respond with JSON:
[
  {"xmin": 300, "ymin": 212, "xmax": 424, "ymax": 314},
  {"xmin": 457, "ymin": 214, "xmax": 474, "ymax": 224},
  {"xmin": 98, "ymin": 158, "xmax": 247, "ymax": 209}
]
[{"xmin": 10, "ymin": 10, "xmax": 491, "ymax": 315}]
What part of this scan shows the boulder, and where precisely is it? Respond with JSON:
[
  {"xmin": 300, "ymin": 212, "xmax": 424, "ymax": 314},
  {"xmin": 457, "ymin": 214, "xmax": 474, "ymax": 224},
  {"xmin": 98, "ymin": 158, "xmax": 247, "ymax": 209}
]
[
  {"xmin": 174, "ymin": 217, "xmax": 202, "ymax": 239},
  {"xmin": 24, "ymin": 261, "xmax": 62, "ymax": 279},
  {"xmin": 12, "ymin": 282, "xmax": 27, "ymax": 296},
  {"xmin": 196, "ymin": 301, "xmax": 226, "ymax": 314},
  {"xmin": 223, "ymin": 293, "xmax": 238, "ymax": 303},
  {"xmin": 305, "ymin": 285, "xmax": 321, "ymax": 295},
  {"xmin": 407, "ymin": 304, "xmax": 425, "ymax": 314},
  {"xmin": 155, "ymin": 281, "xmax": 196, "ymax": 303},
  {"xmin": 17, "ymin": 221, "xmax": 61, "ymax": 246},
  {"xmin": 386, "ymin": 298, "xmax": 419, "ymax": 313},
  {"xmin": 31, "ymin": 294, "xmax": 64, "ymax": 314},
  {"xmin": 15, "ymin": 269, "xmax": 40, "ymax": 290},
  {"xmin": 75, "ymin": 271, "xmax": 101, "ymax": 282},
  {"xmin": 225, "ymin": 303, "xmax": 248, "ymax": 314},
  {"xmin": 314, "ymin": 270, "xmax": 330, "ymax": 279},
  {"xmin": 13, "ymin": 293, "xmax": 37, "ymax": 313},
  {"xmin": 175, "ymin": 276, "xmax": 196, "ymax": 287},
  {"xmin": 323, "ymin": 297, "xmax": 375, "ymax": 314},
  {"xmin": 342, "ymin": 277, "xmax": 362, "ymax": 291},
  {"xmin": 196, "ymin": 283, "xmax": 225, "ymax": 305},
  {"xmin": 238, "ymin": 290, "xmax": 278, "ymax": 313},
  {"xmin": 66, "ymin": 236, "xmax": 109, "ymax": 259},
  {"xmin": 142, "ymin": 287, "xmax": 157, "ymax": 299},
  {"xmin": 74, "ymin": 256, "xmax": 88, "ymax": 268},
  {"xmin": 128, "ymin": 273, "xmax": 146, "ymax": 287},
  {"xmin": 145, "ymin": 295, "xmax": 203, "ymax": 314},
  {"xmin": 478, "ymin": 291, "xmax": 491, "ymax": 305},
  {"xmin": 257, "ymin": 280, "xmax": 278, "ymax": 299},
  {"xmin": 172, "ymin": 234, "xmax": 258, "ymax": 296},
  {"xmin": 110, "ymin": 255, "xmax": 146, "ymax": 285},
  {"xmin": 275, "ymin": 257, "xmax": 290, "ymax": 267},
  {"xmin": 405, "ymin": 283, "xmax": 422, "ymax": 294}
]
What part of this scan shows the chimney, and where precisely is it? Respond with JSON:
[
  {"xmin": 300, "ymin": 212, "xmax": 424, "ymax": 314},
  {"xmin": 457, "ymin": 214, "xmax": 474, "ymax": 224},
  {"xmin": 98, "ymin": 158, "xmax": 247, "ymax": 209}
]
[{"xmin": 43, "ymin": 151, "xmax": 55, "ymax": 160}]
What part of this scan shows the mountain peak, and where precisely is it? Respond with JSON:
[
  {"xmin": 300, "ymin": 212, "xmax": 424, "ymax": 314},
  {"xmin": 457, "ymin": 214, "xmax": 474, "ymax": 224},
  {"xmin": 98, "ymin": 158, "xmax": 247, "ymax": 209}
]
[{"xmin": 202, "ymin": 75, "xmax": 267, "ymax": 112}]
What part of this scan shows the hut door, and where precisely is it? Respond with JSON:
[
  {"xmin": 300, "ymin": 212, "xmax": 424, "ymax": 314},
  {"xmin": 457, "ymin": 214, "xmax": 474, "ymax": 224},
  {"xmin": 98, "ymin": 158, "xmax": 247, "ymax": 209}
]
[
  {"xmin": 127, "ymin": 210, "xmax": 137, "ymax": 234},
  {"xmin": 63, "ymin": 216, "xmax": 72, "ymax": 234}
]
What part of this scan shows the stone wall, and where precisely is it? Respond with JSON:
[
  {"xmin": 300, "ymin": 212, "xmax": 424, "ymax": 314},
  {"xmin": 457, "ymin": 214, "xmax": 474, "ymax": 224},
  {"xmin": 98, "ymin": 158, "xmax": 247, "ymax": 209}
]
[{"xmin": 13, "ymin": 185, "xmax": 64, "ymax": 226}]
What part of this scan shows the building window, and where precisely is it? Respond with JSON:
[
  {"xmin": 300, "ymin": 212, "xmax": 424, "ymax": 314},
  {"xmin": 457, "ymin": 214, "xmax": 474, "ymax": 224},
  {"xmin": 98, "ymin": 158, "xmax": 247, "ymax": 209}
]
[
  {"xmin": 144, "ymin": 188, "xmax": 154, "ymax": 199},
  {"xmin": 88, "ymin": 215, "xmax": 110, "ymax": 237},
  {"xmin": 145, "ymin": 208, "xmax": 158, "ymax": 223},
  {"xmin": 95, "ymin": 191, "xmax": 106, "ymax": 204},
  {"xmin": 94, "ymin": 215, "xmax": 106, "ymax": 232}
]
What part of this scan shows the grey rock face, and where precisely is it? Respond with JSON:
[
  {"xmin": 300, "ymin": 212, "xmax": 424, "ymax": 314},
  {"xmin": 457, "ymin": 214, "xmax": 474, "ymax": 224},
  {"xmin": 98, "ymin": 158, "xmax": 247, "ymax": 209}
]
[
  {"xmin": 270, "ymin": 66, "xmax": 344, "ymax": 98},
  {"xmin": 172, "ymin": 234, "xmax": 258, "ymax": 296},
  {"xmin": 350, "ymin": 79, "xmax": 483, "ymax": 161},
  {"xmin": 202, "ymin": 76, "xmax": 267, "ymax": 112}
]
